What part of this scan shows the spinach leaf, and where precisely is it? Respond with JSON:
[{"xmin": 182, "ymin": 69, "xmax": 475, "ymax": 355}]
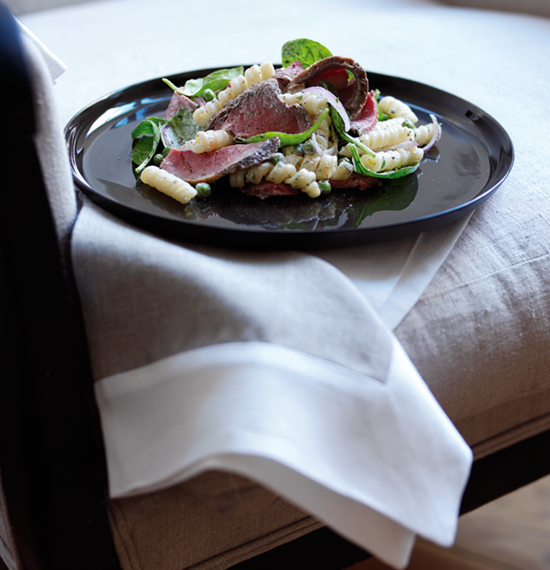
[
  {"xmin": 350, "ymin": 145, "xmax": 419, "ymax": 179},
  {"xmin": 165, "ymin": 109, "xmax": 204, "ymax": 145},
  {"xmin": 164, "ymin": 66, "xmax": 244, "ymax": 98},
  {"xmin": 131, "ymin": 118, "xmax": 162, "ymax": 173},
  {"xmin": 372, "ymin": 89, "xmax": 389, "ymax": 121},
  {"xmin": 281, "ymin": 38, "xmax": 332, "ymax": 69},
  {"xmin": 130, "ymin": 116, "xmax": 165, "ymax": 139},
  {"xmin": 329, "ymin": 105, "xmax": 375, "ymax": 158},
  {"xmin": 347, "ymin": 175, "xmax": 419, "ymax": 227},
  {"xmin": 234, "ymin": 108, "xmax": 329, "ymax": 146}
]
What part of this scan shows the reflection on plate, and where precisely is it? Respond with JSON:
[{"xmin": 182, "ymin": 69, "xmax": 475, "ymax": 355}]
[
  {"xmin": 138, "ymin": 173, "xmax": 419, "ymax": 232},
  {"xmin": 65, "ymin": 66, "xmax": 514, "ymax": 249}
]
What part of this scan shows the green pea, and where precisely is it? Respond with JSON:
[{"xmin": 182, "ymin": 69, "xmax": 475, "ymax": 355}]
[
  {"xmin": 302, "ymin": 139, "xmax": 316, "ymax": 155},
  {"xmin": 196, "ymin": 182, "xmax": 212, "ymax": 199},
  {"xmin": 318, "ymin": 180, "xmax": 331, "ymax": 195},
  {"xmin": 152, "ymin": 153, "xmax": 164, "ymax": 166},
  {"xmin": 270, "ymin": 152, "xmax": 285, "ymax": 165},
  {"xmin": 162, "ymin": 146, "xmax": 172, "ymax": 157},
  {"xmin": 283, "ymin": 145, "xmax": 299, "ymax": 155},
  {"xmin": 202, "ymin": 89, "xmax": 216, "ymax": 102}
]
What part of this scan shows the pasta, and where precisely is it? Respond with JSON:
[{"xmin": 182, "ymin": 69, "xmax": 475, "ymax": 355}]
[
  {"xmin": 360, "ymin": 146, "xmax": 424, "ymax": 173},
  {"xmin": 378, "ymin": 96, "xmax": 419, "ymax": 123},
  {"xmin": 140, "ymin": 166, "xmax": 197, "ymax": 204},
  {"xmin": 230, "ymin": 152, "xmax": 353, "ymax": 196},
  {"xmin": 184, "ymin": 129, "xmax": 233, "ymax": 153},
  {"xmin": 414, "ymin": 122, "xmax": 437, "ymax": 146},
  {"xmin": 358, "ymin": 122, "xmax": 416, "ymax": 152},
  {"xmin": 131, "ymin": 38, "xmax": 443, "ymax": 207},
  {"xmin": 338, "ymin": 115, "xmax": 437, "ymax": 173},
  {"xmin": 193, "ymin": 62, "xmax": 275, "ymax": 126},
  {"xmin": 282, "ymin": 91, "xmax": 330, "ymax": 120},
  {"xmin": 235, "ymin": 159, "xmax": 321, "ymax": 198}
]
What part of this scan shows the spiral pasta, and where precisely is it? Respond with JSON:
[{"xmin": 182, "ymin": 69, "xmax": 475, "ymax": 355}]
[
  {"xmin": 193, "ymin": 62, "xmax": 276, "ymax": 126},
  {"xmin": 241, "ymin": 160, "xmax": 321, "ymax": 198},
  {"xmin": 378, "ymin": 96, "xmax": 418, "ymax": 123},
  {"xmin": 281, "ymin": 90, "xmax": 330, "ymax": 121},
  {"xmin": 339, "ymin": 113, "xmax": 435, "ymax": 171},
  {"xmin": 360, "ymin": 146, "xmax": 423, "ymax": 173},
  {"xmin": 284, "ymin": 147, "xmax": 352, "ymax": 181},
  {"xmin": 414, "ymin": 122, "xmax": 437, "ymax": 146},
  {"xmin": 313, "ymin": 120, "xmax": 338, "ymax": 155},
  {"xmin": 230, "ymin": 150, "xmax": 353, "ymax": 198},
  {"xmin": 184, "ymin": 129, "xmax": 233, "ymax": 153},
  {"xmin": 359, "ymin": 122, "xmax": 416, "ymax": 152},
  {"xmin": 141, "ymin": 166, "xmax": 197, "ymax": 204},
  {"xmin": 266, "ymin": 162, "xmax": 298, "ymax": 184}
]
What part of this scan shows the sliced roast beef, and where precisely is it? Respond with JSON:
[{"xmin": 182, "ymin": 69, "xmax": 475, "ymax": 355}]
[
  {"xmin": 160, "ymin": 137, "xmax": 280, "ymax": 185},
  {"xmin": 284, "ymin": 56, "xmax": 369, "ymax": 120},
  {"xmin": 163, "ymin": 91, "xmax": 200, "ymax": 120},
  {"xmin": 349, "ymin": 91, "xmax": 379, "ymax": 136},
  {"xmin": 273, "ymin": 60, "xmax": 304, "ymax": 90},
  {"xmin": 242, "ymin": 181, "xmax": 300, "ymax": 200},
  {"xmin": 205, "ymin": 78, "xmax": 311, "ymax": 138},
  {"xmin": 242, "ymin": 173, "xmax": 378, "ymax": 199},
  {"xmin": 330, "ymin": 175, "xmax": 378, "ymax": 192}
]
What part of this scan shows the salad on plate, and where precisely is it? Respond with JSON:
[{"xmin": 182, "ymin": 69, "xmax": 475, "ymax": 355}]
[{"xmin": 131, "ymin": 39, "xmax": 441, "ymax": 206}]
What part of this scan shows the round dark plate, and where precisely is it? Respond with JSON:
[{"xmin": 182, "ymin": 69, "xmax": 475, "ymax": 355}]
[{"xmin": 65, "ymin": 66, "xmax": 514, "ymax": 249}]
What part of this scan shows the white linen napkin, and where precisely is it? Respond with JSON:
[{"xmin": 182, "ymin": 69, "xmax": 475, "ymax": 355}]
[
  {"xmin": 313, "ymin": 214, "xmax": 472, "ymax": 330},
  {"xmin": 16, "ymin": 19, "xmax": 67, "ymax": 82},
  {"xmin": 73, "ymin": 200, "xmax": 472, "ymax": 569},
  {"xmin": 95, "ymin": 337, "xmax": 471, "ymax": 567},
  {"xmin": 94, "ymin": 337, "xmax": 471, "ymax": 568}
]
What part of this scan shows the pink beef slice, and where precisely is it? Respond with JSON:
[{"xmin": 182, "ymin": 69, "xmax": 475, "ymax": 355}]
[
  {"xmin": 160, "ymin": 137, "xmax": 280, "ymax": 185},
  {"xmin": 205, "ymin": 78, "xmax": 311, "ymax": 138},
  {"xmin": 243, "ymin": 174, "xmax": 378, "ymax": 199},
  {"xmin": 163, "ymin": 91, "xmax": 200, "ymax": 120},
  {"xmin": 330, "ymin": 175, "xmax": 378, "ymax": 192},
  {"xmin": 349, "ymin": 91, "xmax": 379, "ymax": 136},
  {"xmin": 273, "ymin": 60, "xmax": 305, "ymax": 91},
  {"xmin": 242, "ymin": 181, "xmax": 300, "ymax": 199},
  {"xmin": 285, "ymin": 56, "xmax": 369, "ymax": 120}
]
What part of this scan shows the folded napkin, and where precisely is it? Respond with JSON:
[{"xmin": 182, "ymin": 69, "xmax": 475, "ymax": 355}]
[
  {"xmin": 74, "ymin": 199, "xmax": 472, "ymax": 569},
  {"xmin": 313, "ymin": 214, "xmax": 471, "ymax": 331},
  {"xmin": 21, "ymin": 16, "xmax": 473, "ymax": 569}
]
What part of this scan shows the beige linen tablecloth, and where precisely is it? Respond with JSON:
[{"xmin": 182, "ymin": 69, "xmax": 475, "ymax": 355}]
[{"xmin": 20, "ymin": 0, "xmax": 549, "ymax": 566}]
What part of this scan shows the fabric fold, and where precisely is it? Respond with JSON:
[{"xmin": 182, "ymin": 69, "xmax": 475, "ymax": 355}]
[
  {"xmin": 17, "ymin": 19, "xmax": 67, "ymax": 82},
  {"xmin": 72, "ymin": 200, "xmax": 394, "ymax": 383},
  {"xmin": 313, "ymin": 214, "xmax": 472, "ymax": 331},
  {"xmin": 94, "ymin": 340, "xmax": 471, "ymax": 569},
  {"xmin": 72, "ymin": 201, "xmax": 472, "ymax": 569}
]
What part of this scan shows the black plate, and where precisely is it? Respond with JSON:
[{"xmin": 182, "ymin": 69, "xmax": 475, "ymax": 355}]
[{"xmin": 65, "ymin": 66, "xmax": 514, "ymax": 249}]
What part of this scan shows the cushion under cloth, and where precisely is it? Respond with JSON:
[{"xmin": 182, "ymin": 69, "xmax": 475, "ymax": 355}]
[
  {"xmin": 104, "ymin": 189, "xmax": 550, "ymax": 570},
  {"xmin": 105, "ymin": 183, "xmax": 550, "ymax": 570},
  {"xmin": 108, "ymin": 474, "xmax": 321, "ymax": 570},
  {"xmin": 396, "ymin": 189, "xmax": 550, "ymax": 459}
]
